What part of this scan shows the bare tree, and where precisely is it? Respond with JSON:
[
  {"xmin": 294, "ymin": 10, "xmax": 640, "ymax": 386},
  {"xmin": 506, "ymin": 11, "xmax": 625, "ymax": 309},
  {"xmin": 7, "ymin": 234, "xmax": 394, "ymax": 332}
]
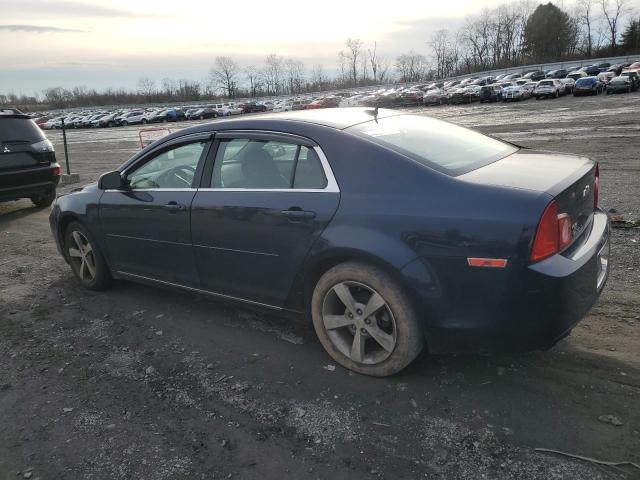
[
  {"xmin": 339, "ymin": 38, "xmax": 363, "ymax": 85},
  {"xmin": 262, "ymin": 54, "xmax": 284, "ymax": 95},
  {"xmin": 209, "ymin": 56, "xmax": 240, "ymax": 98},
  {"xmin": 284, "ymin": 59, "xmax": 305, "ymax": 94},
  {"xmin": 311, "ymin": 64, "xmax": 327, "ymax": 88},
  {"xmin": 137, "ymin": 77, "xmax": 156, "ymax": 101},
  {"xmin": 601, "ymin": 0, "xmax": 629, "ymax": 53},
  {"xmin": 244, "ymin": 66, "xmax": 261, "ymax": 97}
]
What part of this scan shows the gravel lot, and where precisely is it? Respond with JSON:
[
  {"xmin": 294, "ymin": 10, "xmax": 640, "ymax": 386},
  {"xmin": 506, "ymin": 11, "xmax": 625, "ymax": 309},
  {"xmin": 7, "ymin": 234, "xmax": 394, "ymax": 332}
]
[{"xmin": 1, "ymin": 95, "xmax": 639, "ymax": 479}]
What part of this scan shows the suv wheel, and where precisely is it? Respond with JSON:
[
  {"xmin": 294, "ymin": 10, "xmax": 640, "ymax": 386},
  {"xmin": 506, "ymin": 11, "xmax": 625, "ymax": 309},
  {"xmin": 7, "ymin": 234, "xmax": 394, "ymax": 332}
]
[
  {"xmin": 31, "ymin": 189, "xmax": 56, "ymax": 207},
  {"xmin": 64, "ymin": 221, "xmax": 111, "ymax": 290},
  {"xmin": 311, "ymin": 262, "xmax": 424, "ymax": 376}
]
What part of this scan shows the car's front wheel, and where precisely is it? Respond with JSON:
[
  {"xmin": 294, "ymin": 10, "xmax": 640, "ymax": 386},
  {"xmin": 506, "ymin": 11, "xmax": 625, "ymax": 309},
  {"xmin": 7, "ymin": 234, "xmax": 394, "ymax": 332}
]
[
  {"xmin": 311, "ymin": 262, "xmax": 423, "ymax": 376},
  {"xmin": 64, "ymin": 221, "xmax": 111, "ymax": 290}
]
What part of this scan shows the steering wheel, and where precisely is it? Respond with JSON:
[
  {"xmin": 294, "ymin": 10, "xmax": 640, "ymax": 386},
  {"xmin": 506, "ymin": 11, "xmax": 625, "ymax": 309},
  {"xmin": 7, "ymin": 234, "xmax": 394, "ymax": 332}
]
[{"xmin": 158, "ymin": 164, "xmax": 196, "ymax": 188}]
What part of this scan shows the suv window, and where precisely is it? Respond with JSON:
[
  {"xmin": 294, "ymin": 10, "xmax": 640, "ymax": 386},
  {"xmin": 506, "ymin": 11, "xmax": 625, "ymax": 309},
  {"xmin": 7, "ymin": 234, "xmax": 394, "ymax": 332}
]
[
  {"xmin": 126, "ymin": 141, "xmax": 207, "ymax": 189},
  {"xmin": 212, "ymin": 138, "xmax": 327, "ymax": 189},
  {"xmin": 0, "ymin": 116, "xmax": 46, "ymax": 143}
]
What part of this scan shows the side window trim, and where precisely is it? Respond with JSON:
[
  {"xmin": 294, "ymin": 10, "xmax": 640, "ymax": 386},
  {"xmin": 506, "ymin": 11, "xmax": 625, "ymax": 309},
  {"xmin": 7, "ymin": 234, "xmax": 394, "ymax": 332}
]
[
  {"xmin": 118, "ymin": 134, "xmax": 213, "ymax": 191},
  {"xmin": 199, "ymin": 131, "xmax": 339, "ymax": 193}
]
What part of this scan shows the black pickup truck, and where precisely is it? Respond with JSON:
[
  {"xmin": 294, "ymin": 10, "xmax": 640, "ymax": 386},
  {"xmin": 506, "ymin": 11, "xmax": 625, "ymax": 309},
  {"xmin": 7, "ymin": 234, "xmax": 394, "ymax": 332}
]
[{"xmin": 0, "ymin": 108, "xmax": 60, "ymax": 206}]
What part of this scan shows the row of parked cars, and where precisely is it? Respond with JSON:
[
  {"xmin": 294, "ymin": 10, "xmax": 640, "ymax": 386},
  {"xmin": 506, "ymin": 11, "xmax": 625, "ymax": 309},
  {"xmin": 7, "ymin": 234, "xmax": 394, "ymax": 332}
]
[{"xmin": 29, "ymin": 60, "xmax": 640, "ymax": 130}]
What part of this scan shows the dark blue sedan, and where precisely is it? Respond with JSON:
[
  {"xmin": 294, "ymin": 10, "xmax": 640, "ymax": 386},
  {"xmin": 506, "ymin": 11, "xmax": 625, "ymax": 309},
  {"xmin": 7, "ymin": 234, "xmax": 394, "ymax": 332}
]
[{"xmin": 49, "ymin": 108, "xmax": 610, "ymax": 376}]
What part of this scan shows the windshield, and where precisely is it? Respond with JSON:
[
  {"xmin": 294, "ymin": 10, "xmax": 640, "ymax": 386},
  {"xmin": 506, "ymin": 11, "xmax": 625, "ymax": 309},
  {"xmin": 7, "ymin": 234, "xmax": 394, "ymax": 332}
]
[{"xmin": 347, "ymin": 115, "xmax": 518, "ymax": 176}]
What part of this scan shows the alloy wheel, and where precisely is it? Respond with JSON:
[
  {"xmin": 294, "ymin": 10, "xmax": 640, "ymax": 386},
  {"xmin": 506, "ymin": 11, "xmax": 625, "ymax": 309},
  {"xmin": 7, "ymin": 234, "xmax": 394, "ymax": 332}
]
[
  {"xmin": 68, "ymin": 231, "xmax": 97, "ymax": 282},
  {"xmin": 321, "ymin": 281, "xmax": 397, "ymax": 365}
]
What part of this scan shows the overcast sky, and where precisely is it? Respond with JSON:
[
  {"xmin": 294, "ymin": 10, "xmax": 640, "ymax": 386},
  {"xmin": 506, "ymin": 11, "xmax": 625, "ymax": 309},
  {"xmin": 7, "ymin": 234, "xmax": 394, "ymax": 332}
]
[{"xmin": 1, "ymin": 0, "xmax": 637, "ymax": 95}]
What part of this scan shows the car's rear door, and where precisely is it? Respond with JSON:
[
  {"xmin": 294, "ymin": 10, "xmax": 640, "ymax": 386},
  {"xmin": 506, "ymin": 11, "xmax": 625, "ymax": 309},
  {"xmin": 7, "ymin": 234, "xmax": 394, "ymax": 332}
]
[
  {"xmin": 99, "ymin": 133, "xmax": 211, "ymax": 286},
  {"xmin": 190, "ymin": 131, "xmax": 340, "ymax": 308}
]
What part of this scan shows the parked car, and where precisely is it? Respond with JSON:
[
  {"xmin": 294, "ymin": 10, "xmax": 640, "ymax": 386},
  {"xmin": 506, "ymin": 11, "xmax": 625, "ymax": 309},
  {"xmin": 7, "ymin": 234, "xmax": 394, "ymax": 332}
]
[
  {"xmin": 502, "ymin": 85, "xmax": 529, "ymax": 102},
  {"xmin": 397, "ymin": 90, "xmax": 424, "ymax": 106},
  {"xmin": 559, "ymin": 78, "xmax": 576, "ymax": 94},
  {"xmin": 423, "ymin": 88, "xmax": 446, "ymax": 105},
  {"xmin": 607, "ymin": 64, "xmax": 624, "ymax": 76},
  {"xmin": 117, "ymin": 111, "xmax": 148, "ymax": 126},
  {"xmin": 148, "ymin": 108, "xmax": 186, "ymax": 123},
  {"xmin": 522, "ymin": 70, "xmax": 546, "ymax": 81},
  {"xmin": 580, "ymin": 65, "xmax": 601, "ymax": 76},
  {"xmin": 448, "ymin": 86, "xmax": 478, "ymax": 104},
  {"xmin": 49, "ymin": 108, "xmax": 609, "ymax": 376},
  {"xmin": 567, "ymin": 70, "xmax": 588, "ymax": 81},
  {"xmin": 606, "ymin": 76, "xmax": 633, "ymax": 94},
  {"xmin": 597, "ymin": 71, "xmax": 615, "ymax": 84},
  {"xmin": 1, "ymin": 108, "xmax": 61, "ymax": 206},
  {"xmin": 534, "ymin": 79, "xmax": 563, "ymax": 99},
  {"xmin": 239, "ymin": 102, "xmax": 267, "ymax": 113},
  {"xmin": 479, "ymin": 85, "xmax": 502, "ymax": 102},
  {"xmin": 620, "ymin": 70, "xmax": 640, "ymax": 91},
  {"xmin": 96, "ymin": 112, "xmax": 121, "ymax": 128},
  {"xmin": 546, "ymin": 69, "xmax": 567, "ymax": 79},
  {"xmin": 573, "ymin": 76, "xmax": 604, "ymax": 96},
  {"xmin": 219, "ymin": 105, "xmax": 243, "ymax": 116},
  {"xmin": 188, "ymin": 107, "xmax": 218, "ymax": 120}
]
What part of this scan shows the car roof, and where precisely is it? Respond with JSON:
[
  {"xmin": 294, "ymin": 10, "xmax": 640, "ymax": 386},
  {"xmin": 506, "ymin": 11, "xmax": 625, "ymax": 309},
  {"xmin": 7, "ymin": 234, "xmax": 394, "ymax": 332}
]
[{"xmin": 174, "ymin": 107, "xmax": 396, "ymax": 135}]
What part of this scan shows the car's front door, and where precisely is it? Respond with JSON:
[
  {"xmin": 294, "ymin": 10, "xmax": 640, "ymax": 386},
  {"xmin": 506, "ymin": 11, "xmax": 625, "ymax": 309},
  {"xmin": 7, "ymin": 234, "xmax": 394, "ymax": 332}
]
[
  {"xmin": 99, "ymin": 134, "xmax": 211, "ymax": 286},
  {"xmin": 190, "ymin": 132, "xmax": 340, "ymax": 308}
]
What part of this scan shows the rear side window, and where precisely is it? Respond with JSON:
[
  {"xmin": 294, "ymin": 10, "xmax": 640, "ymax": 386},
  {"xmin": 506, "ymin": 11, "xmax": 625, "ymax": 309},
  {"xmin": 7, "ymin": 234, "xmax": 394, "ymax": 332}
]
[
  {"xmin": 0, "ymin": 118, "xmax": 46, "ymax": 143},
  {"xmin": 212, "ymin": 138, "xmax": 327, "ymax": 189},
  {"xmin": 347, "ymin": 115, "xmax": 517, "ymax": 176}
]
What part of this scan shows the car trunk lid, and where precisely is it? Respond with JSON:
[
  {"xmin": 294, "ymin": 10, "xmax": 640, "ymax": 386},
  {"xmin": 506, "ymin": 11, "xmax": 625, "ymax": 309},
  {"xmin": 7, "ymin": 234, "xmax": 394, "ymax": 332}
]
[{"xmin": 460, "ymin": 149, "xmax": 596, "ymax": 242}]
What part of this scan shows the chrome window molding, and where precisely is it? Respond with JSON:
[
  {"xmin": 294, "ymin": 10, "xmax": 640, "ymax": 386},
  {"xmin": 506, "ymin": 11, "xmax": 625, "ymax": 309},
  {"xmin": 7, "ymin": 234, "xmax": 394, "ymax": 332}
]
[{"xmin": 201, "ymin": 146, "xmax": 339, "ymax": 193}]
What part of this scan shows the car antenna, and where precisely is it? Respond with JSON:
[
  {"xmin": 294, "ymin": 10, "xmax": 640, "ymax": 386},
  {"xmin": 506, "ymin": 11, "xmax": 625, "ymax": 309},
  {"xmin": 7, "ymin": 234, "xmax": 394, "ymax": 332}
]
[{"xmin": 365, "ymin": 107, "xmax": 379, "ymax": 123}]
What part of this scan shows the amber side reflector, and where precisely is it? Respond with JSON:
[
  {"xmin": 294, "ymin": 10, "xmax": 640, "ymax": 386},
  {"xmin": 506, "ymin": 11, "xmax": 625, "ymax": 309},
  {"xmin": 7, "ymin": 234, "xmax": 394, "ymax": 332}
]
[{"xmin": 467, "ymin": 258, "xmax": 508, "ymax": 268}]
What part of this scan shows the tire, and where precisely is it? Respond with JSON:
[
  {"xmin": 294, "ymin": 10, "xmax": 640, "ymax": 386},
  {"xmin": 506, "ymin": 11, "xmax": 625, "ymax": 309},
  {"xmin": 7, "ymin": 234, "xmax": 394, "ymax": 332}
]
[
  {"xmin": 108, "ymin": 122, "xmax": 114, "ymax": 127},
  {"xmin": 199, "ymin": 115, "xmax": 204, "ymax": 120},
  {"xmin": 63, "ymin": 221, "xmax": 112, "ymax": 290},
  {"xmin": 141, "ymin": 119, "xmax": 147, "ymax": 124},
  {"xmin": 121, "ymin": 121, "xmax": 128, "ymax": 126},
  {"xmin": 555, "ymin": 90, "xmax": 559, "ymax": 98},
  {"xmin": 311, "ymin": 261, "xmax": 424, "ymax": 377},
  {"xmin": 31, "ymin": 189, "xmax": 56, "ymax": 207}
]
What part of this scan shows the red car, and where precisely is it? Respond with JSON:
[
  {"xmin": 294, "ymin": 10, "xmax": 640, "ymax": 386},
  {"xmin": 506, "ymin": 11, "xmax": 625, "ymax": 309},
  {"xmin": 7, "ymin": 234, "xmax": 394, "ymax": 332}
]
[{"xmin": 305, "ymin": 97, "xmax": 341, "ymax": 109}]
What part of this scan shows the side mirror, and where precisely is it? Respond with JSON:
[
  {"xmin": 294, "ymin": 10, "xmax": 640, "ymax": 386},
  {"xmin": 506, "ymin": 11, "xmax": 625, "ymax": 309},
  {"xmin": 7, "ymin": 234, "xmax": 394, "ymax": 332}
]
[{"xmin": 98, "ymin": 170, "xmax": 126, "ymax": 190}]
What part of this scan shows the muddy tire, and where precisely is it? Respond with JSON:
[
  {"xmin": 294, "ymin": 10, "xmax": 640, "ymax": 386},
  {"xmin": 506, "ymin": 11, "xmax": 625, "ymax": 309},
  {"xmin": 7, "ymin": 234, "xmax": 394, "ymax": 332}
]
[
  {"xmin": 311, "ymin": 262, "xmax": 424, "ymax": 377},
  {"xmin": 31, "ymin": 189, "xmax": 56, "ymax": 207},
  {"xmin": 64, "ymin": 221, "xmax": 112, "ymax": 291}
]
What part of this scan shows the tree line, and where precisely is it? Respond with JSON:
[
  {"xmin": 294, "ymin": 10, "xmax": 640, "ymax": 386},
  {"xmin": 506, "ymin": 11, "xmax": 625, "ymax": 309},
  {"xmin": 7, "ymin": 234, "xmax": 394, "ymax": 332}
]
[{"xmin": 1, "ymin": 0, "xmax": 638, "ymax": 110}]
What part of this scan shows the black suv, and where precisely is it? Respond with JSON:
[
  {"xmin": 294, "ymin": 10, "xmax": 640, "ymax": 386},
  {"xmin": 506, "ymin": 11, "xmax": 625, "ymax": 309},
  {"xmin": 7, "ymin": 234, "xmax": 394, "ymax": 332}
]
[
  {"xmin": 479, "ymin": 85, "xmax": 502, "ymax": 102},
  {"xmin": 0, "ymin": 108, "xmax": 60, "ymax": 206}
]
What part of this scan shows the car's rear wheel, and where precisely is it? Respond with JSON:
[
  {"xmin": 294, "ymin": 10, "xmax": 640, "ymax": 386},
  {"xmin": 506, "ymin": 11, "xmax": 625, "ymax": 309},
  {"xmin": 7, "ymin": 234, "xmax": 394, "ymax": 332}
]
[
  {"xmin": 64, "ymin": 221, "xmax": 111, "ymax": 290},
  {"xmin": 311, "ymin": 262, "xmax": 423, "ymax": 376},
  {"xmin": 31, "ymin": 189, "xmax": 56, "ymax": 207}
]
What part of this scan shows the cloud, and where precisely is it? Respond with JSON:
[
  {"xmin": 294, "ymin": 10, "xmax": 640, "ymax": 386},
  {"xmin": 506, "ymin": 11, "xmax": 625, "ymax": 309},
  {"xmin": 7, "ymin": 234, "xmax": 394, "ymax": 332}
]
[
  {"xmin": 0, "ymin": 24, "xmax": 85, "ymax": 33},
  {"xmin": 1, "ymin": 0, "xmax": 160, "ymax": 18}
]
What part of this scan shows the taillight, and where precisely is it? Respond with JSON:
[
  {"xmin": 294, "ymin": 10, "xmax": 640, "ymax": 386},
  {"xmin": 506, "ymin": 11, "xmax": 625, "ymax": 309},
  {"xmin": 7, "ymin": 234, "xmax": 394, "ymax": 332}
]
[
  {"xmin": 594, "ymin": 163, "xmax": 600, "ymax": 209},
  {"xmin": 530, "ymin": 200, "xmax": 574, "ymax": 262},
  {"xmin": 52, "ymin": 165, "xmax": 61, "ymax": 177},
  {"xmin": 557, "ymin": 213, "xmax": 573, "ymax": 249}
]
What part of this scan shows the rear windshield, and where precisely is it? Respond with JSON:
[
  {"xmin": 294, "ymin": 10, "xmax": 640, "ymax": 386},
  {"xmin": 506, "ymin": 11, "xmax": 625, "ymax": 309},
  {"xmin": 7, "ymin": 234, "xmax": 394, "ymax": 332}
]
[
  {"xmin": 538, "ymin": 80, "xmax": 553, "ymax": 86},
  {"xmin": 0, "ymin": 117, "xmax": 46, "ymax": 143},
  {"xmin": 347, "ymin": 115, "xmax": 518, "ymax": 176},
  {"xmin": 576, "ymin": 78, "xmax": 594, "ymax": 85}
]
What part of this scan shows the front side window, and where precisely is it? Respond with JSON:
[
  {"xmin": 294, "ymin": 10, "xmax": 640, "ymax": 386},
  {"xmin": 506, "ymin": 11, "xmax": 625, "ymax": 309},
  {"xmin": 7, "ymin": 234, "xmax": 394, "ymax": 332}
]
[
  {"xmin": 347, "ymin": 115, "xmax": 517, "ymax": 176},
  {"xmin": 126, "ymin": 141, "xmax": 207, "ymax": 189},
  {"xmin": 211, "ymin": 138, "xmax": 327, "ymax": 190}
]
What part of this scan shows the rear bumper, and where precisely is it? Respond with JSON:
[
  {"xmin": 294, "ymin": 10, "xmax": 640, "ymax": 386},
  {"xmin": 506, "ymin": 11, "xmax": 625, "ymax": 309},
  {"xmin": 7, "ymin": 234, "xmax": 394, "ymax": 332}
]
[
  {"xmin": 0, "ymin": 164, "xmax": 60, "ymax": 202},
  {"xmin": 411, "ymin": 210, "xmax": 610, "ymax": 354}
]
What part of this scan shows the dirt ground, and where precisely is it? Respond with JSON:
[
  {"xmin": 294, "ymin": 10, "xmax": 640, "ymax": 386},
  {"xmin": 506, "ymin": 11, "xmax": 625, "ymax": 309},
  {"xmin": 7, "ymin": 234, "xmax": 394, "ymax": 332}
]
[{"xmin": 1, "ymin": 94, "xmax": 639, "ymax": 480}]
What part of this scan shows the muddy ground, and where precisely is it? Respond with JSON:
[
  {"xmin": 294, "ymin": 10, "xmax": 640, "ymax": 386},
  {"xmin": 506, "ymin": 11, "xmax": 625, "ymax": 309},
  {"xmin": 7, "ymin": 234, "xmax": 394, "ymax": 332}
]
[{"xmin": 1, "ymin": 93, "xmax": 639, "ymax": 480}]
